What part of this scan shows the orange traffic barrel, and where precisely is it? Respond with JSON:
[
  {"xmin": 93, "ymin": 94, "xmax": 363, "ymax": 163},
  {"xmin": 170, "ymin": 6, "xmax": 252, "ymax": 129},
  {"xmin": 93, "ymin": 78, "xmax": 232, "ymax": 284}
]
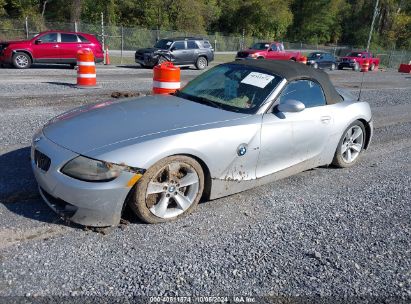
[
  {"xmin": 153, "ymin": 62, "xmax": 180, "ymax": 95},
  {"xmin": 361, "ymin": 60, "xmax": 370, "ymax": 72},
  {"xmin": 77, "ymin": 49, "xmax": 97, "ymax": 87},
  {"xmin": 299, "ymin": 56, "xmax": 307, "ymax": 64}
]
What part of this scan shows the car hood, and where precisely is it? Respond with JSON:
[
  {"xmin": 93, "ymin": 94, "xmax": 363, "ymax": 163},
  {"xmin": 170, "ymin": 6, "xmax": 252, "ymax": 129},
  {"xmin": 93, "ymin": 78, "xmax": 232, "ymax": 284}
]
[
  {"xmin": 136, "ymin": 48, "xmax": 167, "ymax": 54},
  {"xmin": 1, "ymin": 40, "xmax": 29, "ymax": 45},
  {"xmin": 43, "ymin": 95, "xmax": 248, "ymax": 154}
]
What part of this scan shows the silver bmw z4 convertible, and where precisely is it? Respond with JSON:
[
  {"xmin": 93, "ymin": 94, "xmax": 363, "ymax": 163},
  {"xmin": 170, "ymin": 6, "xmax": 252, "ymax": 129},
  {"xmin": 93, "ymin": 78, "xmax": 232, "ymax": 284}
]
[{"xmin": 31, "ymin": 60, "xmax": 373, "ymax": 226}]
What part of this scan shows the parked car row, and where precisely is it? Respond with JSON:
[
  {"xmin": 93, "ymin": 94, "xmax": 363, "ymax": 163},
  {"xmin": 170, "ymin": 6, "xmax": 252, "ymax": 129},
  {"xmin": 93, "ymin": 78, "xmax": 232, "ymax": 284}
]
[
  {"xmin": 234, "ymin": 42, "xmax": 380, "ymax": 72},
  {"xmin": 0, "ymin": 31, "xmax": 380, "ymax": 71}
]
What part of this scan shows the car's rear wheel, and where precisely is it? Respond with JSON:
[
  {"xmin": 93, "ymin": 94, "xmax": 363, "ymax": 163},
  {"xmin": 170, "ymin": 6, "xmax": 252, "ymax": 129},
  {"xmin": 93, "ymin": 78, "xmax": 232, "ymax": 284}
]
[
  {"xmin": 129, "ymin": 155, "xmax": 204, "ymax": 223},
  {"xmin": 12, "ymin": 52, "xmax": 31, "ymax": 69},
  {"xmin": 332, "ymin": 120, "xmax": 366, "ymax": 168},
  {"xmin": 195, "ymin": 56, "xmax": 208, "ymax": 70}
]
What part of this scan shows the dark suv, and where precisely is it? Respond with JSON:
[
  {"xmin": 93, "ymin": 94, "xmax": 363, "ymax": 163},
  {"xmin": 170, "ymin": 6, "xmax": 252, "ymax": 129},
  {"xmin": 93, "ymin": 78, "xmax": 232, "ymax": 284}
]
[{"xmin": 135, "ymin": 37, "xmax": 214, "ymax": 70}]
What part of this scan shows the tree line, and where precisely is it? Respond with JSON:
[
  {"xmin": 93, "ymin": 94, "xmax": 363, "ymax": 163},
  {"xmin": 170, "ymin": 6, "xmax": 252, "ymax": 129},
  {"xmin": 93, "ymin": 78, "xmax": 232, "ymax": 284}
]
[{"xmin": 1, "ymin": 0, "xmax": 410, "ymax": 49}]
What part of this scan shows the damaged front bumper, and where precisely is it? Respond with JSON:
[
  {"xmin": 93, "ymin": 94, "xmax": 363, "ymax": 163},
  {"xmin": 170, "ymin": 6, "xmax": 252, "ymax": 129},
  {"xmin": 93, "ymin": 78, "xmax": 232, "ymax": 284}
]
[{"xmin": 31, "ymin": 133, "xmax": 139, "ymax": 227}]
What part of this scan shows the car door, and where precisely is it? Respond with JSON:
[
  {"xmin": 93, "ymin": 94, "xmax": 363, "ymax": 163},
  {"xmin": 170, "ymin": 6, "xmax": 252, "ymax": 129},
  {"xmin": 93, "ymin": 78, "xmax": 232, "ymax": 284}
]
[
  {"xmin": 256, "ymin": 79, "xmax": 332, "ymax": 178},
  {"xmin": 266, "ymin": 44, "xmax": 279, "ymax": 60},
  {"xmin": 186, "ymin": 40, "xmax": 199, "ymax": 63},
  {"xmin": 59, "ymin": 33, "xmax": 81, "ymax": 63},
  {"xmin": 31, "ymin": 33, "xmax": 60, "ymax": 62},
  {"xmin": 170, "ymin": 41, "xmax": 190, "ymax": 64}
]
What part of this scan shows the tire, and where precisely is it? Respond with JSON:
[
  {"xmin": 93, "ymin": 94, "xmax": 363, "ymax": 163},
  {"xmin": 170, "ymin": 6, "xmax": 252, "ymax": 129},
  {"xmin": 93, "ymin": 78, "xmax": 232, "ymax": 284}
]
[
  {"xmin": 257, "ymin": 56, "xmax": 265, "ymax": 60},
  {"xmin": 12, "ymin": 52, "xmax": 31, "ymax": 69},
  {"xmin": 338, "ymin": 65, "xmax": 343, "ymax": 70},
  {"xmin": 195, "ymin": 56, "xmax": 208, "ymax": 70},
  {"xmin": 313, "ymin": 63, "xmax": 318, "ymax": 69},
  {"xmin": 290, "ymin": 58, "xmax": 296, "ymax": 61},
  {"xmin": 330, "ymin": 63, "xmax": 336, "ymax": 71},
  {"xmin": 129, "ymin": 155, "xmax": 204, "ymax": 224},
  {"xmin": 353, "ymin": 62, "xmax": 360, "ymax": 72},
  {"xmin": 369, "ymin": 63, "xmax": 375, "ymax": 71},
  {"xmin": 332, "ymin": 120, "xmax": 366, "ymax": 168}
]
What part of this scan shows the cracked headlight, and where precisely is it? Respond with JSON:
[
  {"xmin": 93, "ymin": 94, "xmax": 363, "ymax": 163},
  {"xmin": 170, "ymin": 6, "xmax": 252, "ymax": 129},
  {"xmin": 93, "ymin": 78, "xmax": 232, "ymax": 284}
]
[{"xmin": 61, "ymin": 156, "xmax": 124, "ymax": 182}]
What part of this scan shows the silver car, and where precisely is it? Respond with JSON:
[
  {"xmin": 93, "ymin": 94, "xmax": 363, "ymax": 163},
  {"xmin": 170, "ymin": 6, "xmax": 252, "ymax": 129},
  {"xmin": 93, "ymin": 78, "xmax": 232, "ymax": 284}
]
[{"xmin": 31, "ymin": 60, "xmax": 373, "ymax": 226}]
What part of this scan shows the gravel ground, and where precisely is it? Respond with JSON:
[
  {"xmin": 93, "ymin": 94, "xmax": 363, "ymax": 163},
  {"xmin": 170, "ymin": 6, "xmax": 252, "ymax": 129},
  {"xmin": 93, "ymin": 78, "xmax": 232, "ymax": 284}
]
[{"xmin": 0, "ymin": 65, "xmax": 410, "ymax": 302}]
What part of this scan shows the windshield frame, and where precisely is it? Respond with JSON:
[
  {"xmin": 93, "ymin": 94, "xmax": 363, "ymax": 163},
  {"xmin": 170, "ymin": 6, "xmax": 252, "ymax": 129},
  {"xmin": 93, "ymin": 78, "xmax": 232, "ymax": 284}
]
[
  {"xmin": 154, "ymin": 39, "xmax": 173, "ymax": 50},
  {"xmin": 175, "ymin": 63, "xmax": 284, "ymax": 114}
]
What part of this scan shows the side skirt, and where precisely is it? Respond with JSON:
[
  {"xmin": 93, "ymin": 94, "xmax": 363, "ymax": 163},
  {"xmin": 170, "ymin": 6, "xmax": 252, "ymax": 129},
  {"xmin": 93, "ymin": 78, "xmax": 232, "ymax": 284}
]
[{"xmin": 209, "ymin": 158, "xmax": 321, "ymax": 200}]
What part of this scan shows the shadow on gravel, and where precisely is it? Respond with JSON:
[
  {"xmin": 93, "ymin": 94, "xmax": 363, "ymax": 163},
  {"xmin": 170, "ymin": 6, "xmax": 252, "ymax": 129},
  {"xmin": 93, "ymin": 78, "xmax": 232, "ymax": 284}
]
[
  {"xmin": 0, "ymin": 146, "xmax": 63, "ymax": 224},
  {"xmin": 44, "ymin": 81, "xmax": 76, "ymax": 88}
]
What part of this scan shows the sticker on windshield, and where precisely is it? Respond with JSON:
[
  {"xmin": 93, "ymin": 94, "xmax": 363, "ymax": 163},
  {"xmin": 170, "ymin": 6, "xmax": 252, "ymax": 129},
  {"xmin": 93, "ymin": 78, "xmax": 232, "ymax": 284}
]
[
  {"xmin": 166, "ymin": 41, "xmax": 172, "ymax": 45},
  {"xmin": 241, "ymin": 72, "xmax": 275, "ymax": 88}
]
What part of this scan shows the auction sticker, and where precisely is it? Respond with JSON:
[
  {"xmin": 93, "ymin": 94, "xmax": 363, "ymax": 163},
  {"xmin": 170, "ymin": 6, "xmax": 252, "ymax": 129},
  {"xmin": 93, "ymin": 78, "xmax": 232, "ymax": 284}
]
[{"xmin": 241, "ymin": 72, "xmax": 274, "ymax": 88}]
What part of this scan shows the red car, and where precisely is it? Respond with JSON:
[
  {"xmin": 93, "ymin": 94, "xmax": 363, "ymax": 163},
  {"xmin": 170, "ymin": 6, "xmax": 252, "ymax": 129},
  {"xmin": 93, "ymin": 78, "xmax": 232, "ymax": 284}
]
[
  {"xmin": 338, "ymin": 51, "xmax": 380, "ymax": 71},
  {"xmin": 236, "ymin": 42, "xmax": 302, "ymax": 61},
  {"xmin": 0, "ymin": 31, "xmax": 104, "ymax": 69}
]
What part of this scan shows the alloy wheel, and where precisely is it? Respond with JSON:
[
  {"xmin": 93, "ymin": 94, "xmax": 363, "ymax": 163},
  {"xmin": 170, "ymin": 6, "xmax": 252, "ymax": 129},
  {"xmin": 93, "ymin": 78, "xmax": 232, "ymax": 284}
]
[
  {"xmin": 145, "ymin": 162, "xmax": 200, "ymax": 219},
  {"xmin": 341, "ymin": 125, "xmax": 364, "ymax": 163},
  {"xmin": 15, "ymin": 55, "xmax": 29, "ymax": 68}
]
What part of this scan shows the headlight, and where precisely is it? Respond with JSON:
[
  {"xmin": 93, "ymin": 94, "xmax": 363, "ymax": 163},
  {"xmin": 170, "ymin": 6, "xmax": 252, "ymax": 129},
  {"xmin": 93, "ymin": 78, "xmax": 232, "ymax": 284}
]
[{"xmin": 61, "ymin": 156, "xmax": 126, "ymax": 182}]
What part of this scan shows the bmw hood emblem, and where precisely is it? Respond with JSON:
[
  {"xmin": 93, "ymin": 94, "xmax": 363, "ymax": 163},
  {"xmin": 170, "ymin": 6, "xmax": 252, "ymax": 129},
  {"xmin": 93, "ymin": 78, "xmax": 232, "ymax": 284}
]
[{"xmin": 237, "ymin": 144, "xmax": 247, "ymax": 156}]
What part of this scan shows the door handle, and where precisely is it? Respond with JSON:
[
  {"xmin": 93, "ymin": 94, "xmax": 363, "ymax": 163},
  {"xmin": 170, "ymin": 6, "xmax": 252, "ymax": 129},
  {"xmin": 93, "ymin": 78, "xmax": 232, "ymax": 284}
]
[{"xmin": 320, "ymin": 116, "xmax": 331, "ymax": 124}]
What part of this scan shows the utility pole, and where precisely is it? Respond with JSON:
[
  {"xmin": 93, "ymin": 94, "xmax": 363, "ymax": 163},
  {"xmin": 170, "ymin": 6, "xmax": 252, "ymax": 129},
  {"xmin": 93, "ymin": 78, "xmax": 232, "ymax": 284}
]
[{"xmin": 366, "ymin": 0, "xmax": 379, "ymax": 51}]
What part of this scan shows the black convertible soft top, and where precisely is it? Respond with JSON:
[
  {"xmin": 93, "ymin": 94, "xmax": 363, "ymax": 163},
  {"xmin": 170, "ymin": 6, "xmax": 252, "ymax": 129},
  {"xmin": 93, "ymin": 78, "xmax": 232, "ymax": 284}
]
[{"xmin": 230, "ymin": 60, "xmax": 343, "ymax": 105}]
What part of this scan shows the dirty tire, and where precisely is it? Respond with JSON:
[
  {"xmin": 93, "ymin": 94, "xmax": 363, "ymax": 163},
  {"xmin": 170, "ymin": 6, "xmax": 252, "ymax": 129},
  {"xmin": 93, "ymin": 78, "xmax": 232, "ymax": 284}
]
[
  {"xmin": 332, "ymin": 120, "xmax": 366, "ymax": 168},
  {"xmin": 12, "ymin": 52, "xmax": 31, "ymax": 69},
  {"xmin": 195, "ymin": 56, "xmax": 208, "ymax": 70},
  {"xmin": 130, "ymin": 155, "xmax": 204, "ymax": 224}
]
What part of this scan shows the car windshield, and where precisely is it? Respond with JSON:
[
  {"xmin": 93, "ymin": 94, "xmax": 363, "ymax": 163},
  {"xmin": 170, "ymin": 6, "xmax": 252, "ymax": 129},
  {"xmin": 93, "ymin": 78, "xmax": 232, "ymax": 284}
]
[
  {"xmin": 251, "ymin": 43, "xmax": 269, "ymax": 50},
  {"xmin": 175, "ymin": 64, "xmax": 282, "ymax": 114},
  {"xmin": 308, "ymin": 53, "xmax": 322, "ymax": 59},
  {"xmin": 154, "ymin": 39, "xmax": 173, "ymax": 50},
  {"xmin": 347, "ymin": 52, "xmax": 363, "ymax": 57}
]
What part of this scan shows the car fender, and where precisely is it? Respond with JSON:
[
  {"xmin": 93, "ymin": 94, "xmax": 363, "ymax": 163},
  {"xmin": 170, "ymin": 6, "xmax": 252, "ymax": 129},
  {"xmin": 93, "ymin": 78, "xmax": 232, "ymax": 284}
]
[
  {"xmin": 85, "ymin": 115, "xmax": 263, "ymax": 182},
  {"xmin": 11, "ymin": 48, "xmax": 34, "ymax": 60}
]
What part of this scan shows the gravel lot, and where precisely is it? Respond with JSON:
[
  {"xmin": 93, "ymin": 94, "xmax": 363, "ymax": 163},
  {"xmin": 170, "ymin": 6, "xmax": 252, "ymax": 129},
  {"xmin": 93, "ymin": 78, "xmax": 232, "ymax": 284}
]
[{"xmin": 0, "ymin": 64, "xmax": 410, "ymax": 302}]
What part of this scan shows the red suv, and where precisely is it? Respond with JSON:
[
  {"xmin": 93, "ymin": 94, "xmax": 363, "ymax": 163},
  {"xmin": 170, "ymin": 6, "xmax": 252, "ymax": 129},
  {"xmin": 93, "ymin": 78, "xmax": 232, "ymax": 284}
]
[{"xmin": 0, "ymin": 31, "xmax": 104, "ymax": 69}]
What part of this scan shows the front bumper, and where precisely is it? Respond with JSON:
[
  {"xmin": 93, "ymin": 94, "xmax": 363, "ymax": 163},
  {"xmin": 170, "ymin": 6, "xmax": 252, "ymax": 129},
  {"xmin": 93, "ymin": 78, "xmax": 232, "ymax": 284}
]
[
  {"xmin": 338, "ymin": 62, "xmax": 356, "ymax": 68},
  {"xmin": 31, "ymin": 133, "xmax": 136, "ymax": 227}
]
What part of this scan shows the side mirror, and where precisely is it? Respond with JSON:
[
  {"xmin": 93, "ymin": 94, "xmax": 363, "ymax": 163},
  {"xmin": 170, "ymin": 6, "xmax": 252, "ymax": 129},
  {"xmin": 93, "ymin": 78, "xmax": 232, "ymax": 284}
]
[
  {"xmin": 35, "ymin": 39, "xmax": 42, "ymax": 45},
  {"xmin": 277, "ymin": 99, "xmax": 305, "ymax": 113}
]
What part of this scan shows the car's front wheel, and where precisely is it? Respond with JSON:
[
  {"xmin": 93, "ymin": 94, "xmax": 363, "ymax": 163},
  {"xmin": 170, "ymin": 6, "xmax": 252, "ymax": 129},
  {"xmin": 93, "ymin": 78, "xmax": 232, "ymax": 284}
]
[
  {"xmin": 12, "ymin": 52, "xmax": 32, "ymax": 69},
  {"xmin": 332, "ymin": 120, "xmax": 366, "ymax": 168},
  {"xmin": 195, "ymin": 56, "xmax": 208, "ymax": 70},
  {"xmin": 129, "ymin": 155, "xmax": 204, "ymax": 223}
]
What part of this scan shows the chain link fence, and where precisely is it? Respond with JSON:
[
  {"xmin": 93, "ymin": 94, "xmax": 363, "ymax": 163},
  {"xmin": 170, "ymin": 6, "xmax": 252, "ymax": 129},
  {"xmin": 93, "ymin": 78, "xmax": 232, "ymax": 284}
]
[{"xmin": 1, "ymin": 17, "xmax": 410, "ymax": 68}]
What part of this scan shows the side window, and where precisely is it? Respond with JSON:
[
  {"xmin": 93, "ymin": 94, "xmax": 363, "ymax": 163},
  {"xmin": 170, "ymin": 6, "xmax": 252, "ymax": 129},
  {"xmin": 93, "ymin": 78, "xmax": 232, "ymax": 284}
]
[
  {"xmin": 278, "ymin": 80, "xmax": 326, "ymax": 108},
  {"xmin": 172, "ymin": 41, "xmax": 185, "ymax": 50},
  {"xmin": 61, "ymin": 33, "xmax": 79, "ymax": 43},
  {"xmin": 40, "ymin": 33, "xmax": 58, "ymax": 43},
  {"xmin": 278, "ymin": 43, "xmax": 285, "ymax": 51},
  {"xmin": 187, "ymin": 41, "xmax": 199, "ymax": 49},
  {"xmin": 77, "ymin": 35, "xmax": 89, "ymax": 43},
  {"xmin": 203, "ymin": 41, "xmax": 212, "ymax": 48},
  {"xmin": 270, "ymin": 44, "xmax": 278, "ymax": 51}
]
